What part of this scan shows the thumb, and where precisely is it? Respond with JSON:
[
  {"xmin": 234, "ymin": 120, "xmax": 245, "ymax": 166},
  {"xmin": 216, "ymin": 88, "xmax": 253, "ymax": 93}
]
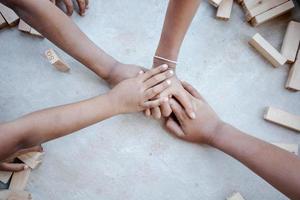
[{"xmin": 165, "ymin": 117, "xmax": 185, "ymax": 138}]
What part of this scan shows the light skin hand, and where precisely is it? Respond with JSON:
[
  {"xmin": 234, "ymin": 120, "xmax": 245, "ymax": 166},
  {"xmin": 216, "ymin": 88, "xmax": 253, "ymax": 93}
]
[
  {"xmin": 108, "ymin": 64, "xmax": 173, "ymax": 114},
  {"xmin": 165, "ymin": 81, "xmax": 223, "ymax": 144},
  {"xmin": 51, "ymin": 0, "xmax": 89, "ymax": 16}
]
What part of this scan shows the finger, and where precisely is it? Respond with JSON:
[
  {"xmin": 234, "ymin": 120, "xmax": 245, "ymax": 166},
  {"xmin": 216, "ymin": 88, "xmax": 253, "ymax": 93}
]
[
  {"xmin": 142, "ymin": 97, "xmax": 168, "ymax": 109},
  {"xmin": 85, "ymin": 0, "xmax": 89, "ymax": 8},
  {"xmin": 161, "ymin": 101, "xmax": 172, "ymax": 117},
  {"xmin": 151, "ymin": 107, "xmax": 161, "ymax": 119},
  {"xmin": 141, "ymin": 64, "xmax": 168, "ymax": 81},
  {"xmin": 165, "ymin": 117, "xmax": 185, "ymax": 138},
  {"xmin": 0, "ymin": 162, "xmax": 28, "ymax": 172},
  {"xmin": 169, "ymin": 98, "xmax": 187, "ymax": 123},
  {"xmin": 63, "ymin": 0, "xmax": 74, "ymax": 16},
  {"xmin": 181, "ymin": 81, "xmax": 205, "ymax": 101},
  {"xmin": 76, "ymin": 0, "xmax": 86, "ymax": 16},
  {"xmin": 144, "ymin": 79, "xmax": 171, "ymax": 100},
  {"xmin": 144, "ymin": 69, "xmax": 174, "ymax": 89},
  {"xmin": 144, "ymin": 109, "xmax": 151, "ymax": 117},
  {"xmin": 174, "ymin": 92, "xmax": 195, "ymax": 119},
  {"xmin": 50, "ymin": 0, "xmax": 56, "ymax": 3},
  {"xmin": 4, "ymin": 145, "xmax": 43, "ymax": 162}
]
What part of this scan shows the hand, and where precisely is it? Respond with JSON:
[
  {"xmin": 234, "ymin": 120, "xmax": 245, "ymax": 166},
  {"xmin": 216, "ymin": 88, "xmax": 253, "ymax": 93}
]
[
  {"xmin": 164, "ymin": 81, "xmax": 224, "ymax": 145},
  {"xmin": 51, "ymin": 0, "xmax": 89, "ymax": 16},
  {"xmin": 105, "ymin": 62, "xmax": 147, "ymax": 87},
  {"xmin": 108, "ymin": 64, "xmax": 174, "ymax": 114},
  {"xmin": 0, "ymin": 145, "xmax": 43, "ymax": 172}
]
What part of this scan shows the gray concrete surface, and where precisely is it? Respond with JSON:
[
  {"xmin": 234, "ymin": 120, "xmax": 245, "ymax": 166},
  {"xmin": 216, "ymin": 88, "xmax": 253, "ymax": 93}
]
[{"xmin": 1, "ymin": 0, "xmax": 300, "ymax": 199}]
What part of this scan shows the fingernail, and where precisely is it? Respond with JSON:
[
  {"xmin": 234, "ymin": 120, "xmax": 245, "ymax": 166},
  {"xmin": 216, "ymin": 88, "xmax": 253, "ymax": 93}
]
[
  {"xmin": 190, "ymin": 112, "xmax": 196, "ymax": 119},
  {"xmin": 24, "ymin": 165, "xmax": 29, "ymax": 170},
  {"xmin": 166, "ymin": 80, "xmax": 171, "ymax": 85},
  {"xmin": 162, "ymin": 97, "xmax": 169, "ymax": 102},
  {"xmin": 161, "ymin": 64, "xmax": 168, "ymax": 69},
  {"xmin": 168, "ymin": 70, "xmax": 174, "ymax": 76},
  {"xmin": 139, "ymin": 70, "xmax": 144, "ymax": 74}
]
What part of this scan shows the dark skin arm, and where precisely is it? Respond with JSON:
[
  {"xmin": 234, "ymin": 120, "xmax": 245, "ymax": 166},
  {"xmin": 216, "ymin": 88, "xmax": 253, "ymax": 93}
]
[{"xmin": 165, "ymin": 81, "xmax": 300, "ymax": 200}]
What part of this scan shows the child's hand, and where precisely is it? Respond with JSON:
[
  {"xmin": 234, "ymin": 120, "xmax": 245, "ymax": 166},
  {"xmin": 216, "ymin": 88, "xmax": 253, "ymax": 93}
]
[
  {"xmin": 108, "ymin": 64, "xmax": 174, "ymax": 114},
  {"xmin": 164, "ymin": 81, "xmax": 224, "ymax": 145},
  {"xmin": 51, "ymin": 0, "xmax": 89, "ymax": 16}
]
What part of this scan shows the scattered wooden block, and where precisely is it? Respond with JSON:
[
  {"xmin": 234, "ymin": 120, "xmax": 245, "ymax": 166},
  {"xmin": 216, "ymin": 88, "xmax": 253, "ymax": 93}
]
[
  {"xmin": 9, "ymin": 168, "xmax": 31, "ymax": 191},
  {"xmin": 286, "ymin": 50, "xmax": 300, "ymax": 91},
  {"xmin": 45, "ymin": 49, "xmax": 70, "ymax": 72},
  {"xmin": 272, "ymin": 143, "xmax": 299, "ymax": 155},
  {"xmin": 0, "ymin": 171, "xmax": 13, "ymax": 184},
  {"xmin": 0, "ymin": 3, "xmax": 19, "ymax": 26},
  {"xmin": 18, "ymin": 19, "xmax": 31, "ymax": 32},
  {"xmin": 246, "ymin": 0, "xmax": 288, "ymax": 20},
  {"xmin": 18, "ymin": 152, "xmax": 44, "ymax": 169},
  {"xmin": 264, "ymin": 107, "xmax": 300, "ymax": 132},
  {"xmin": 281, "ymin": 21, "xmax": 300, "ymax": 64},
  {"xmin": 249, "ymin": 33, "xmax": 287, "ymax": 67},
  {"xmin": 0, "ymin": 190, "xmax": 31, "ymax": 200},
  {"xmin": 227, "ymin": 192, "xmax": 245, "ymax": 200},
  {"xmin": 0, "ymin": 14, "xmax": 7, "ymax": 29},
  {"xmin": 216, "ymin": 0, "xmax": 233, "ymax": 20},
  {"xmin": 209, "ymin": 0, "xmax": 223, "ymax": 7},
  {"xmin": 29, "ymin": 27, "xmax": 43, "ymax": 37},
  {"xmin": 251, "ymin": 1, "xmax": 294, "ymax": 26}
]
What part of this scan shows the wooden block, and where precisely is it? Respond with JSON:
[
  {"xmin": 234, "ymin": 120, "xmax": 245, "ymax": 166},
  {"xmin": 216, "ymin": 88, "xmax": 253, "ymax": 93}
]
[
  {"xmin": 0, "ymin": 3, "xmax": 19, "ymax": 26},
  {"xmin": 249, "ymin": 33, "xmax": 287, "ymax": 67},
  {"xmin": 281, "ymin": 21, "xmax": 300, "ymax": 63},
  {"xmin": 29, "ymin": 27, "xmax": 43, "ymax": 37},
  {"xmin": 18, "ymin": 19, "xmax": 31, "ymax": 32},
  {"xmin": 0, "ymin": 171, "xmax": 13, "ymax": 184},
  {"xmin": 251, "ymin": 1, "xmax": 294, "ymax": 26},
  {"xmin": 209, "ymin": 0, "xmax": 223, "ymax": 7},
  {"xmin": 264, "ymin": 107, "xmax": 300, "ymax": 132},
  {"xmin": 227, "ymin": 192, "xmax": 245, "ymax": 200},
  {"xmin": 0, "ymin": 14, "xmax": 7, "ymax": 29},
  {"xmin": 0, "ymin": 190, "xmax": 31, "ymax": 200},
  {"xmin": 9, "ymin": 168, "xmax": 31, "ymax": 191},
  {"xmin": 286, "ymin": 50, "xmax": 300, "ymax": 90},
  {"xmin": 45, "ymin": 49, "xmax": 70, "ymax": 72},
  {"xmin": 216, "ymin": 0, "xmax": 233, "ymax": 20},
  {"xmin": 243, "ymin": 0, "xmax": 261, "ymax": 12},
  {"xmin": 247, "ymin": 0, "xmax": 288, "ymax": 20},
  {"xmin": 272, "ymin": 143, "xmax": 299, "ymax": 155},
  {"xmin": 18, "ymin": 152, "xmax": 44, "ymax": 169}
]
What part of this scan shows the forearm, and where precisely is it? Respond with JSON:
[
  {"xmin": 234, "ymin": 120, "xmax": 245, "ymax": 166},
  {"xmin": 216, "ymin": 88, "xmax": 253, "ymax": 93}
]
[
  {"xmin": 212, "ymin": 123, "xmax": 300, "ymax": 199},
  {"xmin": 0, "ymin": 94, "xmax": 117, "ymax": 161},
  {"xmin": 155, "ymin": 0, "xmax": 200, "ymax": 63},
  {"xmin": 4, "ymin": 0, "xmax": 117, "ymax": 80}
]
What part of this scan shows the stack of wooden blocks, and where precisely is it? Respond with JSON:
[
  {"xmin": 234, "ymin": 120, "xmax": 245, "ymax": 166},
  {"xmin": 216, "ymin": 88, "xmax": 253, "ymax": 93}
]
[
  {"xmin": 0, "ymin": 152, "xmax": 44, "ymax": 200},
  {"xmin": 0, "ymin": 3, "xmax": 43, "ymax": 37}
]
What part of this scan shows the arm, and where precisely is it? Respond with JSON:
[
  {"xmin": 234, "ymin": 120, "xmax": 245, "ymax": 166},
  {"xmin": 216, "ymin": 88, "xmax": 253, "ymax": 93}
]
[
  {"xmin": 1, "ymin": 0, "xmax": 141, "ymax": 85},
  {"xmin": 165, "ymin": 81, "xmax": 300, "ymax": 200},
  {"xmin": 147, "ymin": 0, "xmax": 200, "ymax": 119},
  {"xmin": 0, "ymin": 65, "xmax": 173, "ymax": 164}
]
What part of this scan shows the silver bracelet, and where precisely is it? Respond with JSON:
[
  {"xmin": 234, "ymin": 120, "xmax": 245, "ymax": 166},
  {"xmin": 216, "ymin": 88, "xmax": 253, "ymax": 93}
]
[{"xmin": 154, "ymin": 55, "xmax": 178, "ymax": 65}]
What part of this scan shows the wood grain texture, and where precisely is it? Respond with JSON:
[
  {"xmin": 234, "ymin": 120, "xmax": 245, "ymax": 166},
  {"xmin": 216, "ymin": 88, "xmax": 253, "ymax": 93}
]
[
  {"xmin": 208, "ymin": 0, "xmax": 223, "ymax": 7},
  {"xmin": 247, "ymin": 0, "xmax": 288, "ymax": 19},
  {"xmin": 216, "ymin": 0, "xmax": 233, "ymax": 20},
  {"xmin": 0, "ymin": 3, "xmax": 19, "ymax": 26},
  {"xmin": 9, "ymin": 168, "xmax": 31, "ymax": 191},
  {"xmin": 264, "ymin": 107, "xmax": 300, "ymax": 132},
  {"xmin": 251, "ymin": 1, "xmax": 294, "ymax": 26},
  {"xmin": 0, "ymin": 14, "xmax": 7, "ymax": 28},
  {"xmin": 281, "ymin": 21, "xmax": 300, "ymax": 63},
  {"xmin": 45, "ymin": 49, "xmax": 70, "ymax": 72},
  {"xmin": 18, "ymin": 19, "xmax": 31, "ymax": 32},
  {"xmin": 249, "ymin": 33, "xmax": 287, "ymax": 67},
  {"xmin": 0, "ymin": 171, "xmax": 13, "ymax": 184},
  {"xmin": 286, "ymin": 49, "xmax": 300, "ymax": 91}
]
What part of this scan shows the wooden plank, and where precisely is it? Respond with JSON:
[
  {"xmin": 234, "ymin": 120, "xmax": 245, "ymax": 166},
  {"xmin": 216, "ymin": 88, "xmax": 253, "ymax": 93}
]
[
  {"xmin": 281, "ymin": 21, "xmax": 300, "ymax": 63},
  {"xmin": 29, "ymin": 27, "xmax": 43, "ymax": 37},
  {"xmin": 0, "ymin": 171, "xmax": 13, "ymax": 184},
  {"xmin": 286, "ymin": 49, "xmax": 300, "ymax": 91},
  {"xmin": 0, "ymin": 3, "xmax": 19, "ymax": 26},
  {"xmin": 249, "ymin": 33, "xmax": 287, "ymax": 67},
  {"xmin": 264, "ymin": 107, "xmax": 300, "ymax": 132},
  {"xmin": 251, "ymin": 1, "xmax": 294, "ymax": 26},
  {"xmin": 0, "ymin": 14, "xmax": 7, "ymax": 29},
  {"xmin": 18, "ymin": 152, "xmax": 44, "ymax": 169},
  {"xmin": 216, "ymin": 0, "xmax": 233, "ymax": 20},
  {"xmin": 208, "ymin": 0, "xmax": 223, "ymax": 7},
  {"xmin": 227, "ymin": 192, "xmax": 245, "ymax": 200},
  {"xmin": 0, "ymin": 190, "xmax": 31, "ymax": 200},
  {"xmin": 18, "ymin": 19, "xmax": 31, "ymax": 32},
  {"xmin": 9, "ymin": 168, "xmax": 31, "ymax": 191},
  {"xmin": 247, "ymin": 0, "xmax": 288, "ymax": 20},
  {"xmin": 272, "ymin": 143, "xmax": 299, "ymax": 155},
  {"xmin": 45, "ymin": 49, "xmax": 70, "ymax": 72}
]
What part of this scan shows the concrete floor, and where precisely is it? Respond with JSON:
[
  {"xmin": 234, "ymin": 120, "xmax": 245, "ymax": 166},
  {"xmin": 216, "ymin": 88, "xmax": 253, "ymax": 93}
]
[{"xmin": 1, "ymin": 0, "xmax": 300, "ymax": 199}]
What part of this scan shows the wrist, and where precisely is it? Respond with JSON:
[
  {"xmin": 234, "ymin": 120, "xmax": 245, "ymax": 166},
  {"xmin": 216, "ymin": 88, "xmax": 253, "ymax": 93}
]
[
  {"xmin": 208, "ymin": 121, "xmax": 230, "ymax": 147},
  {"xmin": 106, "ymin": 92, "xmax": 123, "ymax": 116}
]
